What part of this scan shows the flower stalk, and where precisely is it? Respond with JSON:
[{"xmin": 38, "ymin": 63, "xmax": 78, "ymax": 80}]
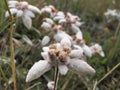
[
  {"xmin": 4, "ymin": 0, "xmax": 17, "ymax": 90},
  {"xmin": 54, "ymin": 66, "xmax": 59, "ymax": 90}
]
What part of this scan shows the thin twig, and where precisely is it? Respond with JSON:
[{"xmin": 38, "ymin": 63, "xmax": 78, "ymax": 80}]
[{"xmin": 4, "ymin": 0, "xmax": 17, "ymax": 90}]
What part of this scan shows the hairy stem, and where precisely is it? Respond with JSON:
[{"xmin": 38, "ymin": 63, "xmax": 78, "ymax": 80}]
[
  {"xmin": 54, "ymin": 66, "xmax": 59, "ymax": 90},
  {"xmin": 4, "ymin": 0, "xmax": 17, "ymax": 90}
]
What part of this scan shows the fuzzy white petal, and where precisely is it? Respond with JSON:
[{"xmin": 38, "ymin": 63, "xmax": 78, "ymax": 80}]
[
  {"xmin": 53, "ymin": 16, "xmax": 64, "ymax": 21},
  {"xmin": 41, "ymin": 52, "xmax": 49, "ymax": 60},
  {"xmin": 42, "ymin": 36, "xmax": 50, "ymax": 46},
  {"xmin": 58, "ymin": 19, "xmax": 67, "ymax": 24},
  {"xmin": 76, "ymin": 31, "xmax": 83, "ymax": 40},
  {"xmin": 60, "ymin": 37, "xmax": 71, "ymax": 48},
  {"xmin": 26, "ymin": 60, "xmax": 51, "ymax": 82},
  {"xmin": 8, "ymin": 1, "xmax": 18, "ymax": 5},
  {"xmin": 56, "ymin": 11, "xmax": 65, "ymax": 17},
  {"xmin": 28, "ymin": 5, "xmax": 41, "ymax": 14},
  {"xmin": 42, "ymin": 46, "xmax": 50, "ymax": 52},
  {"xmin": 44, "ymin": 18, "xmax": 54, "ymax": 25},
  {"xmin": 67, "ymin": 59, "xmax": 95, "ymax": 75},
  {"xmin": 24, "ymin": 10, "xmax": 35, "ymax": 18},
  {"xmin": 8, "ymin": 4, "xmax": 16, "ymax": 8},
  {"xmin": 99, "ymin": 51, "xmax": 105, "ymax": 57},
  {"xmin": 73, "ymin": 45, "xmax": 83, "ymax": 50},
  {"xmin": 41, "ymin": 22, "xmax": 52, "ymax": 30},
  {"xmin": 54, "ymin": 31, "xmax": 72, "ymax": 42},
  {"xmin": 16, "ymin": 10, "xmax": 23, "ymax": 17},
  {"xmin": 69, "ymin": 50, "xmax": 83, "ymax": 58},
  {"xmin": 82, "ymin": 44, "xmax": 92, "ymax": 57},
  {"xmin": 71, "ymin": 24, "xmax": 81, "ymax": 33},
  {"xmin": 75, "ymin": 21, "xmax": 84, "ymax": 27},
  {"xmin": 5, "ymin": 8, "xmax": 18, "ymax": 17},
  {"xmin": 22, "ymin": 15, "xmax": 32, "ymax": 29},
  {"xmin": 58, "ymin": 65, "xmax": 68, "ymax": 75}
]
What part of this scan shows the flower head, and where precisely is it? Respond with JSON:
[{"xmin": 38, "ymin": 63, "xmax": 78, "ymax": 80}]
[
  {"xmin": 5, "ymin": 0, "xmax": 41, "ymax": 29},
  {"xmin": 26, "ymin": 38, "xmax": 96, "ymax": 82}
]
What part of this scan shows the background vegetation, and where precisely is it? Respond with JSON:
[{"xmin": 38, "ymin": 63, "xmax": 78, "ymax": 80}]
[{"xmin": 0, "ymin": 0, "xmax": 120, "ymax": 90}]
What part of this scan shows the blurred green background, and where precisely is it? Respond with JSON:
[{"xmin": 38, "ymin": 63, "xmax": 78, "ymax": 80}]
[{"xmin": 0, "ymin": 0, "xmax": 120, "ymax": 90}]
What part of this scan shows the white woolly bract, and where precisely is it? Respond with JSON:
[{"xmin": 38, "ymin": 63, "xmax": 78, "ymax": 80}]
[
  {"xmin": 58, "ymin": 19, "xmax": 67, "ymax": 24},
  {"xmin": 53, "ymin": 16, "xmax": 64, "ymax": 21},
  {"xmin": 41, "ymin": 36, "xmax": 50, "ymax": 46},
  {"xmin": 24, "ymin": 10, "xmax": 35, "ymax": 18},
  {"xmin": 76, "ymin": 31, "xmax": 83, "ymax": 39},
  {"xmin": 71, "ymin": 24, "xmax": 81, "ymax": 33},
  {"xmin": 41, "ymin": 52, "xmax": 49, "ymax": 60},
  {"xmin": 74, "ymin": 21, "xmax": 83, "ymax": 27},
  {"xmin": 44, "ymin": 18, "xmax": 54, "ymax": 25},
  {"xmin": 58, "ymin": 65, "xmax": 68, "ymax": 75},
  {"xmin": 56, "ymin": 11, "xmax": 65, "ymax": 17},
  {"xmin": 47, "ymin": 81, "xmax": 54, "ymax": 90},
  {"xmin": 69, "ymin": 49, "xmax": 83, "ymax": 58},
  {"xmin": 60, "ymin": 37, "xmax": 71, "ymax": 48},
  {"xmin": 54, "ymin": 31, "xmax": 72, "ymax": 42},
  {"xmin": 26, "ymin": 60, "xmax": 51, "ymax": 82},
  {"xmin": 22, "ymin": 15, "xmax": 32, "ymax": 29},
  {"xmin": 82, "ymin": 44, "xmax": 92, "ymax": 57},
  {"xmin": 42, "ymin": 46, "xmax": 49, "ymax": 52},
  {"xmin": 16, "ymin": 10, "xmax": 23, "ymax": 17},
  {"xmin": 28, "ymin": 5, "xmax": 41, "ymax": 14},
  {"xmin": 8, "ymin": 1, "xmax": 18, "ymax": 5},
  {"xmin": 5, "ymin": 8, "xmax": 18, "ymax": 17},
  {"xmin": 41, "ymin": 22, "xmax": 52, "ymax": 30},
  {"xmin": 67, "ymin": 59, "xmax": 96, "ymax": 75}
]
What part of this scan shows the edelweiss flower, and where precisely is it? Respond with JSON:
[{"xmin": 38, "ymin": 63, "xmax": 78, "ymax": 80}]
[
  {"xmin": 5, "ymin": 0, "xmax": 41, "ymax": 29},
  {"xmin": 26, "ymin": 38, "xmax": 95, "ymax": 82}
]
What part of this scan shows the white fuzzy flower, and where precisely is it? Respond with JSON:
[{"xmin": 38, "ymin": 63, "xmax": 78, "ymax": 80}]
[
  {"xmin": 41, "ymin": 36, "xmax": 50, "ymax": 46},
  {"xmin": 26, "ymin": 60, "xmax": 51, "ymax": 82},
  {"xmin": 5, "ymin": 1, "xmax": 41, "ymax": 29},
  {"xmin": 67, "ymin": 59, "xmax": 95, "ymax": 75}
]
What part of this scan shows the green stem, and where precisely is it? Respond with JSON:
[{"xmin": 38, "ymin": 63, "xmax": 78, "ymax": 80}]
[
  {"xmin": 4, "ymin": 0, "xmax": 17, "ymax": 90},
  {"xmin": 97, "ymin": 62, "xmax": 120, "ymax": 84}
]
